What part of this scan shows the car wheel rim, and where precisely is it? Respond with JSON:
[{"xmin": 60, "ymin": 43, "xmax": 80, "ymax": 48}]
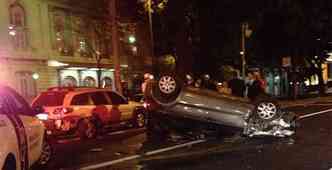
[
  {"xmin": 159, "ymin": 76, "xmax": 176, "ymax": 94},
  {"xmin": 86, "ymin": 122, "xmax": 96, "ymax": 138},
  {"xmin": 136, "ymin": 113, "xmax": 145, "ymax": 127},
  {"xmin": 257, "ymin": 102, "xmax": 277, "ymax": 120},
  {"xmin": 39, "ymin": 141, "xmax": 51, "ymax": 165}
]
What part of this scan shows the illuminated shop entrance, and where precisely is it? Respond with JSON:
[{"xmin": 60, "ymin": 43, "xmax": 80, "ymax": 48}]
[{"xmin": 59, "ymin": 67, "xmax": 115, "ymax": 89}]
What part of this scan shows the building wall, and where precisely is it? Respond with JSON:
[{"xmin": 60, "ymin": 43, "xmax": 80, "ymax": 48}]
[
  {"xmin": 0, "ymin": 0, "xmax": 54, "ymax": 101},
  {"xmin": 0, "ymin": 0, "xmax": 107, "ymax": 100},
  {"xmin": 0, "ymin": 0, "xmax": 146, "ymax": 101}
]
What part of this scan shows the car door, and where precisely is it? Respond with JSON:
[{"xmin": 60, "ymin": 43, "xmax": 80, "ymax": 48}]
[
  {"xmin": 3, "ymin": 88, "xmax": 44, "ymax": 166},
  {"xmin": 0, "ymin": 93, "xmax": 28, "ymax": 170},
  {"xmin": 70, "ymin": 93, "xmax": 95, "ymax": 118},
  {"xmin": 90, "ymin": 92, "xmax": 114, "ymax": 123},
  {"xmin": 106, "ymin": 92, "xmax": 131, "ymax": 121}
]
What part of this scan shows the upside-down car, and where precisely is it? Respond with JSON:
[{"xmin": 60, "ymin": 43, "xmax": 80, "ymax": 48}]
[{"xmin": 143, "ymin": 74, "xmax": 296, "ymax": 138}]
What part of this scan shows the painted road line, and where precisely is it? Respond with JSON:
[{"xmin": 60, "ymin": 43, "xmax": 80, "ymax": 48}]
[
  {"xmin": 298, "ymin": 108, "xmax": 332, "ymax": 120},
  {"xmin": 144, "ymin": 140, "xmax": 206, "ymax": 156},
  {"xmin": 79, "ymin": 139, "xmax": 206, "ymax": 170},
  {"xmin": 107, "ymin": 128, "xmax": 145, "ymax": 136},
  {"xmin": 80, "ymin": 155, "xmax": 140, "ymax": 170}
]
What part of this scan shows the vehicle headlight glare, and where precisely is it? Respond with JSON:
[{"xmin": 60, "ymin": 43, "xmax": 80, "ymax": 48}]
[{"xmin": 36, "ymin": 113, "xmax": 48, "ymax": 121}]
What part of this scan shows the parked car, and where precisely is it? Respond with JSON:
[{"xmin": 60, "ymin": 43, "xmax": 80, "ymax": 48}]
[
  {"xmin": 0, "ymin": 85, "xmax": 51, "ymax": 170},
  {"xmin": 31, "ymin": 87, "xmax": 147, "ymax": 139},
  {"xmin": 144, "ymin": 74, "xmax": 297, "ymax": 138}
]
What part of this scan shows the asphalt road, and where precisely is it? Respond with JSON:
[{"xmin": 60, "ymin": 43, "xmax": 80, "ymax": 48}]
[{"xmin": 38, "ymin": 103, "xmax": 332, "ymax": 170}]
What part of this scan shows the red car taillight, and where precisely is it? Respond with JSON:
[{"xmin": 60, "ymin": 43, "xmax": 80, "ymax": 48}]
[{"xmin": 53, "ymin": 107, "xmax": 73, "ymax": 115}]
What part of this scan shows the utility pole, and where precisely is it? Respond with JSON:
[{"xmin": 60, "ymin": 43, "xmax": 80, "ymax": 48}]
[
  {"xmin": 147, "ymin": 0, "xmax": 156, "ymax": 75},
  {"xmin": 241, "ymin": 22, "xmax": 252, "ymax": 78},
  {"xmin": 241, "ymin": 23, "xmax": 247, "ymax": 78},
  {"xmin": 110, "ymin": 0, "xmax": 122, "ymax": 94}
]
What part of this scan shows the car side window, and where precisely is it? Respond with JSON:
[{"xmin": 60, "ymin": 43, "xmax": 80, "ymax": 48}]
[
  {"xmin": 90, "ymin": 92, "xmax": 109, "ymax": 105},
  {"xmin": 0, "ymin": 96, "xmax": 10, "ymax": 115},
  {"xmin": 106, "ymin": 92, "xmax": 128, "ymax": 105},
  {"xmin": 3, "ymin": 88, "xmax": 34, "ymax": 116},
  {"xmin": 71, "ymin": 93, "xmax": 92, "ymax": 105}
]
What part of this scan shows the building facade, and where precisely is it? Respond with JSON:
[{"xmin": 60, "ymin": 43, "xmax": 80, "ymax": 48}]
[{"xmin": 0, "ymin": 0, "xmax": 149, "ymax": 101}]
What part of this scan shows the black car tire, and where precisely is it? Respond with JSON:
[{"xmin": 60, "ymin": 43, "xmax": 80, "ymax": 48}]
[
  {"xmin": 76, "ymin": 119, "xmax": 97, "ymax": 139},
  {"xmin": 91, "ymin": 115, "xmax": 103, "ymax": 136},
  {"xmin": 151, "ymin": 73, "xmax": 183, "ymax": 106},
  {"xmin": 37, "ymin": 139, "xmax": 52, "ymax": 166}
]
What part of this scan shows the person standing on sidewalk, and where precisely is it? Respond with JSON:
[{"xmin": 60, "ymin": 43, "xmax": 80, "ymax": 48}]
[
  {"xmin": 229, "ymin": 71, "xmax": 245, "ymax": 97},
  {"xmin": 247, "ymin": 71, "xmax": 265, "ymax": 101}
]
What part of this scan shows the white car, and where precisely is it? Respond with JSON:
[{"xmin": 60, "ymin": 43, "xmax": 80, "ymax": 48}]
[{"xmin": 0, "ymin": 86, "xmax": 51, "ymax": 170}]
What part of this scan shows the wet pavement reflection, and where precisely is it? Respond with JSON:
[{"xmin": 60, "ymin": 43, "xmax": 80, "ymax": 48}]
[{"xmin": 38, "ymin": 105, "xmax": 332, "ymax": 170}]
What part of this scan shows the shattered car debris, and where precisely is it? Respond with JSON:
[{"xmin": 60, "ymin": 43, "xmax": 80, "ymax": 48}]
[{"xmin": 144, "ymin": 74, "xmax": 296, "ymax": 138}]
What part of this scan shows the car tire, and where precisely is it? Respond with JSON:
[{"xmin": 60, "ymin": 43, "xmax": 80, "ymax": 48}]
[
  {"xmin": 91, "ymin": 115, "xmax": 103, "ymax": 136},
  {"xmin": 133, "ymin": 111, "xmax": 146, "ymax": 128},
  {"xmin": 252, "ymin": 99, "xmax": 281, "ymax": 121},
  {"xmin": 76, "ymin": 119, "xmax": 97, "ymax": 139},
  {"xmin": 37, "ymin": 139, "xmax": 52, "ymax": 166},
  {"xmin": 2, "ymin": 155, "xmax": 16, "ymax": 170},
  {"xmin": 151, "ymin": 73, "xmax": 183, "ymax": 106}
]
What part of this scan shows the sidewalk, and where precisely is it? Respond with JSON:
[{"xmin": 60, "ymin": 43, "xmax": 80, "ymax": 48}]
[{"xmin": 278, "ymin": 89, "xmax": 332, "ymax": 108}]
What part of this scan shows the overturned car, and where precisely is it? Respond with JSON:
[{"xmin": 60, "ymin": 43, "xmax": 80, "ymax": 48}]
[{"xmin": 144, "ymin": 74, "xmax": 296, "ymax": 138}]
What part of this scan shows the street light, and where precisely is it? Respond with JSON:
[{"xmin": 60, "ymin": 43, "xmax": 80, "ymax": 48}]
[{"xmin": 128, "ymin": 35, "xmax": 136, "ymax": 44}]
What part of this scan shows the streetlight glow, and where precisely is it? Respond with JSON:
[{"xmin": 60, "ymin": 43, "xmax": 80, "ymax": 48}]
[
  {"xmin": 128, "ymin": 35, "xmax": 136, "ymax": 43},
  {"xmin": 32, "ymin": 73, "xmax": 40, "ymax": 80}
]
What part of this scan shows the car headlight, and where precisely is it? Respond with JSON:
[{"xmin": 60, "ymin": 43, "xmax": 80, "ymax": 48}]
[{"xmin": 36, "ymin": 113, "xmax": 48, "ymax": 121}]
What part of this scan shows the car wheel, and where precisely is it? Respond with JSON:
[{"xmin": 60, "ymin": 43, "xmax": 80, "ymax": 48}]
[
  {"xmin": 91, "ymin": 115, "xmax": 103, "ymax": 136},
  {"xmin": 133, "ymin": 112, "xmax": 146, "ymax": 128},
  {"xmin": 76, "ymin": 119, "xmax": 97, "ymax": 139},
  {"xmin": 2, "ymin": 155, "xmax": 16, "ymax": 170},
  {"xmin": 253, "ymin": 100, "xmax": 280, "ymax": 121},
  {"xmin": 38, "ymin": 139, "xmax": 52, "ymax": 166},
  {"xmin": 151, "ymin": 74, "xmax": 182, "ymax": 106}
]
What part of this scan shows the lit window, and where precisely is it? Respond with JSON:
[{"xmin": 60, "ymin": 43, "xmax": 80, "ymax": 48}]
[
  {"xmin": 9, "ymin": 3, "xmax": 27, "ymax": 49},
  {"xmin": 102, "ymin": 77, "xmax": 113, "ymax": 88},
  {"xmin": 52, "ymin": 10, "xmax": 73, "ymax": 56}
]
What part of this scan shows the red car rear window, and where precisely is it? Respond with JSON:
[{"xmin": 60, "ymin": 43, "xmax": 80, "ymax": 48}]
[{"xmin": 32, "ymin": 91, "xmax": 67, "ymax": 107}]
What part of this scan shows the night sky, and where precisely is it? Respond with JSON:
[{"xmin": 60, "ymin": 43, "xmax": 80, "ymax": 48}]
[{"xmin": 122, "ymin": 0, "xmax": 332, "ymax": 77}]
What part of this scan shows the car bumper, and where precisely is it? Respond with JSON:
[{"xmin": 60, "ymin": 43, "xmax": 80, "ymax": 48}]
[{"xmin": 42, "ymin": 119, "xmax": 76, "ymax": 137}]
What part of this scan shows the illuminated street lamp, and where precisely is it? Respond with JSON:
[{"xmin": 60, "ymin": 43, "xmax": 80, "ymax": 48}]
[
  {"xmin": 128, "ymin": 35, "xmax": 136, "ymax": 44},
  {"xmin": 32, "ymin": 73, "xmax": 40, "ymax": 80}
]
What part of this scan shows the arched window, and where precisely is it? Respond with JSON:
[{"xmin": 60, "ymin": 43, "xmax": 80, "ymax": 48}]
[
  {"xmin": 9, "ymin": 3, "xmax": 27, "ymax": 49},
  {"xmin": 83, "ymin": 76, "xmax": 96, "ymax": 87},
  {"xmin": 62, "ymin": 76, "xmax": 78, "ymax": 87},
  {"xmin": 102, "ymin": 77, "xmax": 113, "ymax": 88}
]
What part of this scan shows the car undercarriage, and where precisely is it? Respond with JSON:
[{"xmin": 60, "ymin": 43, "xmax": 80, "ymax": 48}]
[{"xmin": 144, "ymin": 74, "xmax": 297, "ymax": 138}]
